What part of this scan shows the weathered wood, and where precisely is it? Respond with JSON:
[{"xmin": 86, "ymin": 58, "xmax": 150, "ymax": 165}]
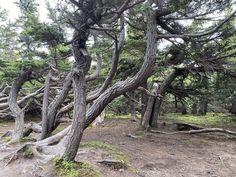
[
  {"xmin": 85, "ymin": 7, "xmax": 158, "ymax": 129},
  {"xmin": 150, "ymin": 128, "xmax": 236, "ymax": 136},
  {"xmin": 141, "ymin": 83, "xmax": 159, "ymax": 129},
  {"xmin": 150, "ymin": 69, "xmax": 187, "ymax": 127},
  {"xmin": 86, "ymin": 15, "xmax": 125, "ymax": 103},
  {"xmin": 8, "ymin": 70, "xmax": 35, "ymax": 141},
  {"xmin": 62, "ymin": 5, "xmax": 93, "ymax": 160},
  {"xmin": 41, "ymin": 72, "xmax": 72, "ymax": 139},
  {"xmin": 174, "ymin": 123, "xmax": 203, "ymax": 131},
  {"xmin": 0, "ymin": 87, "xmax": 43, "ymax": 110},
  {"xmin": 23, "ymin": 122, "xmax": 42, "ymax": 137}
]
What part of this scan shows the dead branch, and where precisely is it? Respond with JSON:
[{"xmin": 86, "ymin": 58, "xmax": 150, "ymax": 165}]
[
  {"xmin": 0, "ymin": 87, "xmax": 44, "ymax": 110},
  {"xmin": 150, "ymin": 128, "xmax": 236, "ymax": 136}
]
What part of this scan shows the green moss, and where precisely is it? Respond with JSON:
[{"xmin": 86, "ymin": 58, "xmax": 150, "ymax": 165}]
[
  {"xmin": 53, "ymin": 124, "xmax": 69, "ymax": 134},
  {"xmin": 77, "ymin": 161, "xmax": 102, "ymax": 177},
  {"xmin": 106, "ymin": 114, "xmax": 130, "ymax": 119},
  {"xmin": 162, "ymin": 113, "xmax": 236, "ymax": 127},
  {"xmin": 20, "ymin": 137, "xmax": 36, "ymax": 143},
  {"xmin": 80, "ymin": 141, "xmax": 129, "ymax": 167},
  {"xmin": 53, "ymin": 157, "xmax": 102, "ymax": 177},
  {"xmin": 17, "ymin": 144, "xmax": 34, "ymax": 158},
  {"xmin": 3, "ymin": 136, "xmax": 11, "ymax": 142}
]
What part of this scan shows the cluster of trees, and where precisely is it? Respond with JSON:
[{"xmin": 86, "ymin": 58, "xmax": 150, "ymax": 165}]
[{"xmin": 0, "ymin": 0, "xmax": 236, "ymax": 162}]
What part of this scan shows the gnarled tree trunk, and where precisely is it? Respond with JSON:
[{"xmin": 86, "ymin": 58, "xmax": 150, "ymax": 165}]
[
  {"xmin": 41, "ymin": 72, "xmax": 72, "ymax": 139},
  {"xmin": 8, "ymin": 70, "xmax": 34, "ymax": 141},
  {"xmin": 84, "ymin": 8, "xmax": 158, "ymax": 130},
  {"xmin": 62, "ymin": 65, "xmax": 87, "ymax": 161},
  {"xmin": 149, "ymin": 69, "xmax": 185, "ymax": 127},
  {"xmin": 62, "ymin": 5, "xmax": 92, "ymax": 159}
]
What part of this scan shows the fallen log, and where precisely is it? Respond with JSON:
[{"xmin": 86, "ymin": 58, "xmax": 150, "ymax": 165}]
[
  {"xmin": 23, "ymin": 122, "xmax": 42, "ymax": 137},
  {"xmin": 150, "ymin": 128, "xmax": 236, "ymax": 136},
  {"xmin": 174, "ymin": 123, "xmax": 204, "ymax": 131}
]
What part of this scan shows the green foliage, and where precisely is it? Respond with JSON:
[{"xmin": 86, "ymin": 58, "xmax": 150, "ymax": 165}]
[
  {"xmin": 20, "ymin": 137, "xmax": 36, "ymax": 143},
  {"xmin": 162, "ymin": 113, "xmax": 236, "ymax": 127},
  {"xmin": 25, "ymin": 21, "xmax": 64, "ymax": 45},
  {"xmin": 107, "ymin": 96, "xmax": 129, "ymax": 115},
  {"xmin": 3, "ymin": 136, "xmax": 11, "ymax": 142},
  {"xmin": 53, "ymin": 157, "xmax": 102, "ymax": 177},
  {"xmin": 170, "ymin": 0, "xmax": 192, "ymax": 11},
  {"xmin": 0, "ymin": 59, "xmax": 48, "ymax": 82}
]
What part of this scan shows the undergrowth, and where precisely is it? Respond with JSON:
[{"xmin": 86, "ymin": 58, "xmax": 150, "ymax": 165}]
[
  {"xmin": 162, "ymin": 113, "xmax": 236, "ymax": 127},
  {"xmin": 106, "ymin": 113, "xmax": 141, "ymax": 120},
  {"xmin": 53, "ymin": 157, "xmax": 102, "ymax": 177}
]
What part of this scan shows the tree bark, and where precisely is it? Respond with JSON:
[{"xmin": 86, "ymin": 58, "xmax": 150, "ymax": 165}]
[
  {"xmin": 85, "ymin": 9, "xmax": 157, "ymax": 129},
  {"xmin": 150, "ymin": 69, "xmax": 184, "ymax": 127},
  {"xmin": 8, "ymin": 70, "xmax": 34, "ymax": 141},
  {"xmin": 141, "ymin": 84, "xmax": 158, "ymax": 129},
  {"xmin": 197, "ymin": 99, "xmax": 208, "ymax": 116},
  {"xmin": 62, "ymin": 7, "xmax": 92, "ymax": 160},
  {"xmin": 151, "ymin": 128, "xmax": 236, "ymax": 136},
  {"xmin": 41, "ymin": 71, "xmax": 53, "ymax": 139},
  {"xmin": 230, "ymin": 96, "xmax": 236, "ymax": 115},
  {"xmin": 41, "ymin": 72, "xmax": 72, "ymax": 139},
  {"xmin": 191, "ymin": 103, "xmax": 197, "ymax": 114},
  {"xmin": 129, "ymin": 91, "xmax": 137, "ymax": 121},
  {"xmin": 62, "ymin": 67, "xmax": 87, "ymax": 161},
  {"xmin": 37, "ymin": 5, "xmax": 157, "ymax": 161},
  {"xmin": 141, "ymin": 80, "xmax": 148, "ymax": 120}
]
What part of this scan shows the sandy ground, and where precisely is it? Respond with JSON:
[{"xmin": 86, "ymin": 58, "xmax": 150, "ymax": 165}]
[{"xmin": 0, "ymin": 119, "xmax": 236, "ymax": 177}]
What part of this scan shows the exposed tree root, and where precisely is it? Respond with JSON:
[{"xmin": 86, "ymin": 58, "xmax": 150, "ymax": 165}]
[
  {"xmin": 1, "ymin": 130, "xmax": 13, "ymax": 138},
  {"xmin": 150, "ymin": 128, "xmax": 236, "ymax": 136},
  {"xmin": 0, "ymin": 125, "xmax": 71, "ymax": 167},
  {"xmin": 35, "ymin": 126, "xmax": 70, "ymax": 146},
  {"xmin": 23, "ymin": 122, "xmax": 42, "ymax": 137},
  {"xmin": 3, "ymin": 144, "xmax": 36, "ymax": 166},
  {"xmin": 0, "ymin": 122, "xmax": 42, "ymax": 142}
]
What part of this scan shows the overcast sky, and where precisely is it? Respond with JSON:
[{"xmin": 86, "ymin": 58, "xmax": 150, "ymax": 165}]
[{"xmin": 0, "ymin": 0, "xmax": 56, "ymax": 22}]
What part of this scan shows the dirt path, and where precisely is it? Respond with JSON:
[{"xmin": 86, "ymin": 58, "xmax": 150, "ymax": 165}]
[
  {"xmin": 82, "ymin": 119, "xmax": 236, "ymax": 177},
  {"xmin": 0, "ymin": 119, "xmax": 236, "ymax": 177}
]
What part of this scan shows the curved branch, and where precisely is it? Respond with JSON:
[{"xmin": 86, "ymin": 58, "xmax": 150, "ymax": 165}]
[
  {"xmin": 87, "ymin": 14, "xmax": 126, "ymax": 102},
  {"xmin": 157, "ymin": 10, "xmax": 236, "ymax": 39}
]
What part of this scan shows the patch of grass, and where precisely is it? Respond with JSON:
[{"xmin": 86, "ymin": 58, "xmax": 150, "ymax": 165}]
[
  {"xmin": 53, "ymin": 157, "xmax": 102, "ymax": 177},
  {"xmin": 0, "ymin": 119, "xmax": 14, "ymax": 124},
  {"xmin": 53, "ymin": 124, "xmax": 70, "ymax": 134},
  {"xmin": 53, "ymin": 126, "xmax": 66, "ymax": 134},
  {"xmin": 162, "ymin": 113, "xmax": 236, "ymax": 127},
  {"xmin": 106, "ymin": 113, "xmax": 141, "ymax": 120},
  {"xmin": 3, "ymin": 136, "xmax": 11, "ymax": 142},
  {"xmin": 20, "ymin": 137, "xmax": 36, "ymax": 143},
  {"xmin": 106, "ymin": 114, "xmax": 130, "ymax": 119},
  {"xmin": 106, "ymin": 113, "xmax": 141, "ymax": 119},
  {"xmin": 80, "ymin": 140, "xmax": 129, "ymax": 167}
]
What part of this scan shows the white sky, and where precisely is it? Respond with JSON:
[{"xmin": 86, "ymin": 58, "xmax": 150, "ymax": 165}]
[{"xmin": 0, "ymin": 0, "xmax": 57, "ymax": 22}]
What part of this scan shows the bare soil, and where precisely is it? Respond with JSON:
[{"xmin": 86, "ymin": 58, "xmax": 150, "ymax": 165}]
[{"xmin": 1, "ymin": 119, "xmax": 236, "ymax": 177}]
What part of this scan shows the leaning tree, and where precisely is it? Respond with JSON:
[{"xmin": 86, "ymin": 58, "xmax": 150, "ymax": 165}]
[{"xmin": 1, "ymin": 0, "xmax": 236, "ymax": 163}]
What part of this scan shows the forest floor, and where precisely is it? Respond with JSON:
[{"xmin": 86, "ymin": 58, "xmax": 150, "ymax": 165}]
[{"xmin": 0, "ymin": 115, "xmax": 236, "ymax": 177}]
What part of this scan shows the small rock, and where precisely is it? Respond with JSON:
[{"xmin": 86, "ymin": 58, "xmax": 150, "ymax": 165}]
[{"xmin": 97, "ymin": 159, "xmax": 127, "ymax": 170}]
